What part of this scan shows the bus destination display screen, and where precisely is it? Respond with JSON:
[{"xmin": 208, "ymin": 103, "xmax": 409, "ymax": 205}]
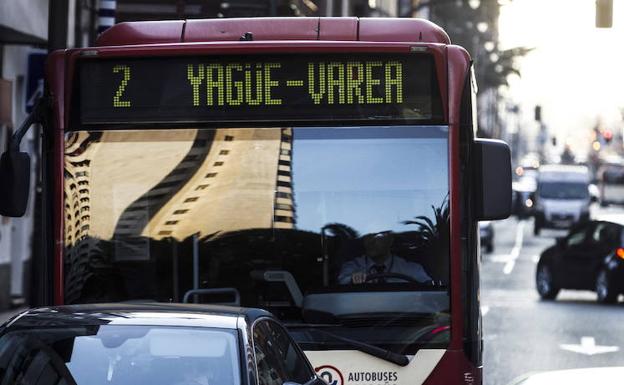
[{"xmin": 79, "ymin": 54, "xmax": 442, "ymax": 124}]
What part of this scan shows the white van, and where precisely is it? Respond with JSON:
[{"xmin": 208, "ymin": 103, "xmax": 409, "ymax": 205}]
[{"xmin": 533, "ymin": 165, "xmax": 591, "ymax": 235}]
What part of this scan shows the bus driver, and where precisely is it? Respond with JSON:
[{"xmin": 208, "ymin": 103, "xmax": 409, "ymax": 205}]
[{"xmin": 338, "ymin": 231, "xmax": 432, "ymax": 285}]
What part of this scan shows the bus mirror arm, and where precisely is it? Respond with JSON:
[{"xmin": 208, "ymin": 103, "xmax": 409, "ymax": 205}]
[
  {"xmin": 0, "ymin": 98, "xmax": 45, "ymax": 217},
  {"xmin": 473, "ymin": 139, "xmax": 512, "ymax": 221}
]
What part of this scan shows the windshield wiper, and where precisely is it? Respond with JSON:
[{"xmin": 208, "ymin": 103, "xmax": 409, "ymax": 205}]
[{"xmin": 291, "ymin": 326, "xmax": 409, "ymax": 366}]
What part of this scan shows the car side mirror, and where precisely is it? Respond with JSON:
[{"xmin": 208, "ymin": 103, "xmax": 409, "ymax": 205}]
[
  {"xmin": 0, "ymin": 150, "xmax": 31, "ymax": 217},
  {"xmin": 474, "ymin": 139, "xmax": 512, "ymax": 220}
]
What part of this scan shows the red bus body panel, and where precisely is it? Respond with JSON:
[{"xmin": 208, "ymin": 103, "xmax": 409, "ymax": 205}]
[
  {"xmin": 45, "ymin": 17, "xmax": 475, "ymax": 383},
  {"xmin": 95, "ymin": 17, "xmax": 450, "ymax": 46}
]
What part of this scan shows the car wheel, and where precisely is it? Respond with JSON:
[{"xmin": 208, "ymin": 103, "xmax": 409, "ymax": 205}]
[
  {"xmin": 596, "ymin": 270, "xmax": 618, "ymax": 304},
  {"xmin": 536, "ymin": 264, "xmax": 559, "ymax": 300}
]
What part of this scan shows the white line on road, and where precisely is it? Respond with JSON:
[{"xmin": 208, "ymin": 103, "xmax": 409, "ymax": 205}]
[
  {"xmin": 560, "ymin": 336, "xmax": 620, "ymax": 356},
  {"xmin": 503, "ymin": 221, "xmax": 525, "ymax": 275}
]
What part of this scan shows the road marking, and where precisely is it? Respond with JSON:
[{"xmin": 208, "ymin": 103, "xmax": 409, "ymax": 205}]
[
  {"xmin": 481, "ymin": 305, "xmax": 490, "ymax": 316},
  {"xmin": 503, "ymin": 221, "xmax": 525, "ymax": 274},
  {"xmin": 560, "ymin": 337, "xmax": 620, "ymax": 356}
]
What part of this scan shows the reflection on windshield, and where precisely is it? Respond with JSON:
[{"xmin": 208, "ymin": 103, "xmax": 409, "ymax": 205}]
[
  {"xmin": 0, "ymin": 326, "xmax": 240, "ymax": 385},
  {"xmin": 539, "ymin": 182, "xmax": 589, "ymax": 200},
  {"xmin": 63, "ymin": 126, "xmax": 450, "ymax": 353}
]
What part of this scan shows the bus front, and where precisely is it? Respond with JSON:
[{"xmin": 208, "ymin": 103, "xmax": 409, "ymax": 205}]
[{"xmin": 35, "ymin": 17, "xmax": 511, "ymax": 385}]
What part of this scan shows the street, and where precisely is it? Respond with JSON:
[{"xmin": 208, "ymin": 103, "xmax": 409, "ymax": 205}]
[{"xmin": 482, "ymin": 206, "xmax": 624, "ymax": 385}]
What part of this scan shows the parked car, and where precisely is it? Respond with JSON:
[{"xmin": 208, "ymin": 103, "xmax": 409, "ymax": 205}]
[
  {"xmin": 533, "ymin": 165, "xmax": 591, "ymax": 235},
  {"xmin": 0, "ymin": 303, "xmax": 323, "ymax": 385},
  {"xmin": 535, "ymin": 217, "xmax": 624, "ymax": 303},
  {"xmin": 479, "ymin": 221, "xmax": 495, "ymax": 253}
]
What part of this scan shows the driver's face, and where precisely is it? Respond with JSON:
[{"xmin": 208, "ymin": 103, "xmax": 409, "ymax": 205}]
[{"xmin": 363, "ymin": 232, "xmax": 393, "ymax": 262}]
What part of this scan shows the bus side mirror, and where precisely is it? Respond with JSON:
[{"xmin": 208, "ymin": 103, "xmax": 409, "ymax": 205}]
[
  {"xmin": 474, "ymin": 139, "xmax": 511, "ymax": 220},
  {"xmin": 0, "ymin": 150, "xmax": 31, "ymax": 217}
]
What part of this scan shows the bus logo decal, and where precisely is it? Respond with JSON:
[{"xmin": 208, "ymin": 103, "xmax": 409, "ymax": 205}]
[{"xmin": 316, "ymin": 365, "xmax": 344, "ymax": 385}]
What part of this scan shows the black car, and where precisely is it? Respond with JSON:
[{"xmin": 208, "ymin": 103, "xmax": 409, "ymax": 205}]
[
  {"xmin": 0, "ymin": 303, "xmax": 324, "ymax": 385},
  {"xmin": 535, "ymin": 218, "xmax": 624, "ymax": 303}
]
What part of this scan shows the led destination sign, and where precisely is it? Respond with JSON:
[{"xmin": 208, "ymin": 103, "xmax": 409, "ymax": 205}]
[{"xmin": 79, "ymin": 54, "xmax": 442, "ymax": 124}]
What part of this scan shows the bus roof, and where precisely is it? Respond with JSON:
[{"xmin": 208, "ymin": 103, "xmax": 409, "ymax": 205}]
[{"xmin": 95, "ymin": 17, "xmax": 451, "ymax": 47}]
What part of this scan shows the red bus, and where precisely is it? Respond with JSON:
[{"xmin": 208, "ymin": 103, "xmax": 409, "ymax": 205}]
[{"xmin": 0, "ymin": 17, "xmax": 511, "ymax": 385}]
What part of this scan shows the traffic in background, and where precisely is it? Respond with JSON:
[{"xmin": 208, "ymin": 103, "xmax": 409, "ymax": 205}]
[{"xmin": 483, "ymin": 143, "xmax": 624, "ymax": 385}]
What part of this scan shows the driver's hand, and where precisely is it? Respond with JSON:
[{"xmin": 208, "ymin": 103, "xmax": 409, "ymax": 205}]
[{"xmin": 351, "ymin": 272, "xmax": 367, "ymax": 284}]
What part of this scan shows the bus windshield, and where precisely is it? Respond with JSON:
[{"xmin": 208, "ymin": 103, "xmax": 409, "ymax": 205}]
[{"xmin": 63, "ymin": 125, "xmax": 450, "ymax": 354}]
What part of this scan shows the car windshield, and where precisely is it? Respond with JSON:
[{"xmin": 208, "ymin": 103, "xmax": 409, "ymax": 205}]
[
  {"xmin": 0, "ymin": 325, "xmax": 240, "ymax": 385},
  {"xmin": 62, "ymin": 125, "xmax": 450, "ymax": 354},
  {"xmin": 539, "ymin": 181, "xmax": 588, "ymax": 200}
]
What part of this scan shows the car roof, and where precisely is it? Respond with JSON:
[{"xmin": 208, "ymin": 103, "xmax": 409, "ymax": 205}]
[
  {"xmin": 538, "ymin": 164, "xmax": 589, "ymax": 182},
  {"xmin": 3, "ymin": 303, "xmax": 273, "ymax": 330}
]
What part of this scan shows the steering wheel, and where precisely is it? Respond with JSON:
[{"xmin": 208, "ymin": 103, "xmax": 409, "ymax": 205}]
[{"xmin": 364, "ymin": 272, "xmax": 419, "ymax": 283}]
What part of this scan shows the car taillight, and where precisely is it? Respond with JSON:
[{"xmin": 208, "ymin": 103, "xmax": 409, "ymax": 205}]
[{"xmin": 616, "ymin": 247, "xmax": 624, "ymax": 260}]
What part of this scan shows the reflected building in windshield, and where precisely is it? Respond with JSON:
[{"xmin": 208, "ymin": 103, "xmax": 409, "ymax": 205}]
[
  {"xmin": 138, "ymin": 127, "xmax": 296, "ymax": 240},
  {"xmin": 65, "ymin": 128, "xmax": 295, "ymax": 245},
  {"xmin": 64, "ymin": 127, "xmax": 296, "ymax": 302}
]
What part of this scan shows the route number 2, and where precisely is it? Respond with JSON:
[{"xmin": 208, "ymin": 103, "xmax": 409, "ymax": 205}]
[{"xmin": 113, "ymin": 65, "xmax": 131, "ymax": 107}]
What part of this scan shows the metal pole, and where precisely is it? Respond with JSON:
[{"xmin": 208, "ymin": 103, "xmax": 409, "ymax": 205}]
[
  {"xmin": 89, "ymin": 0, "xmax": 98, "ymax": 45},
  {"xmin": 74, "ymin": 0, "xmax": 83, "ymax": 47},
  {"xmin": 31, "ymin": 0, "xmax": 69, "ymax": 306},
  {"xmin": 192, "ymin": 233, "xmax": 199, "ymax": 303},
  {"xmin": 320, "ymin": 226, "xmax": 329, "ymax": 287},
  {"xmin": 172, "ymin": 241, "xmax": 179, "ymax": 302},
  {"xmin": 48, "ymin": 0, "xmax": 69, "ymax": 52},
  {"xmin": 341, "ymin": 0, "xmax": 349, "ymax": 16}
]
